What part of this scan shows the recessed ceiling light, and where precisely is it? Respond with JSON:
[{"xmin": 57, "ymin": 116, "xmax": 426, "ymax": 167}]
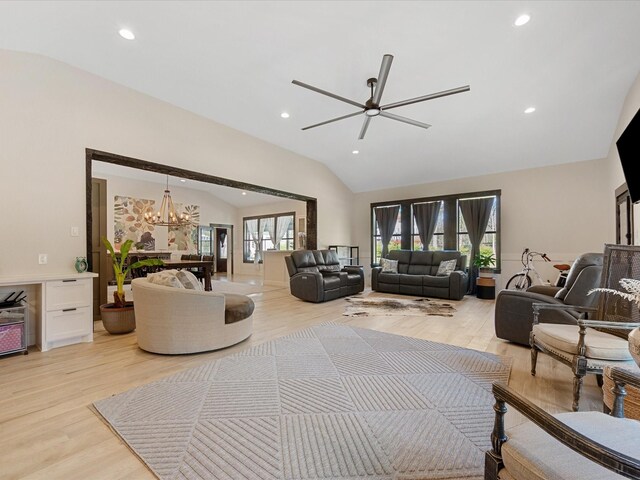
[
  {"xmin": 118, "ymin": 28, "xmax": 136, "ymax": 40},
  {"xmin": 352, "ymin": 150, "xmax": 359, "ymax": 155},
  {"xmin": 524, "ymin": 107, "xmax": 536, "ymax": 114},
  {"xmin": 514, "ymin": 14, "xmax": 530, "ymax": 26},
  {"xmin": 242, "ymin": 191, "xmax": 247, "ymax": 196},
  {"xmin": 280, "ymin": 112, "xmax": 290, "ymax": 119},
  {"xmin": 180, "ymin": 179, "xmax": 186, "ymax": 183}
]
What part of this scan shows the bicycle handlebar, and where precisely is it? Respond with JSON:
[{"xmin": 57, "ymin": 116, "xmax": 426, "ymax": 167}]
[{"xmin": 521, "ymin": 248, "xmax": 551, "ymax": 267}]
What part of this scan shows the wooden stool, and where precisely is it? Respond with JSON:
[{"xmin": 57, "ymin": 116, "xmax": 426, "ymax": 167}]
[{"xmin": 603, "ymin": 364, "xmax": 640, "ymax": 419}]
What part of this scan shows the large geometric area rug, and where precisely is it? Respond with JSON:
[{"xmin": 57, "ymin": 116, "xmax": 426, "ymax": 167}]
[
  {"xmin": 93, "ymin": 324, "xmax": 511, "ymax": 480},
  {"xmin": 344, "ymin": 296, "xmax": 457, "ymax": 317}
]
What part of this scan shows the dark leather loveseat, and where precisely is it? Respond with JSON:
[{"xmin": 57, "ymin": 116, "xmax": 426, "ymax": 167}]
[
  {"xmin": 285, "ymin": 250, "xmax": 364, "ymax": 303},
  {"xmin": 372, "ymin": 250, "xmax": 468, "ymax": 300}
]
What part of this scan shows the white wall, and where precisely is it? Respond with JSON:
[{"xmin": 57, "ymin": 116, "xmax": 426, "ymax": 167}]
[
  {"xmin": 605, "ymin": 71, "xmax": 640, "ymax": 242},
  {"xmin": 352, "ymin": 158, "xmax": 611, "ymax": 288},
  {"xmin": 95, "ymin": 172, "xmax": 238, "ymax": 252},
  {"xmin": 0, "ymin": 50, "xmax": 353, "ymax": 276},
  {"xmin": 234, "ymin": 199, "xmax": 306, "ymax": 276}
]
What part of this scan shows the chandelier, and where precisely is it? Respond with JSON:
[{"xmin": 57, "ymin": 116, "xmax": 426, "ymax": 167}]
[{"xmin": 144, "ymin": 175, "xmax": 190, "ymax": 227}]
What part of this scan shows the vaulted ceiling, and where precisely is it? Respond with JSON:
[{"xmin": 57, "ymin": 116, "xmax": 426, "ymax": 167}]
[{"xmin": 1, "ymin": 1, "xmax": 639, "ymax": 192}]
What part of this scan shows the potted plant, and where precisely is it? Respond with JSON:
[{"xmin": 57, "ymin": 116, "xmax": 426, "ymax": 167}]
[
  {"xmin": 99, "ymin": 237, "xmax": 164, "ymax": 334},
  {"xmin": 473, "ymin": 251, "xmax": 496, "ymax": 278}
]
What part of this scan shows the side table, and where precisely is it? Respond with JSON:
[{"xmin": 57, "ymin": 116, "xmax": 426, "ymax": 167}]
[
  {"xmin": 603, "ymin": 364, "xmax": 640, "ymax": 419},
  {"xmin": 477, "ymin": 277, "xmax": 496, "ymax": 300}
]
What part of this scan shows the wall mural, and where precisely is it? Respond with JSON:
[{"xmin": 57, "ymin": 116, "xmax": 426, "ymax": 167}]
[
  {"xmin": 168, "ymin": 203, "xmax": 200, "ymax": 251},
  {"xmin": 113, "ymin": 196, "xmax": 156, "ymax": 250},
  {"xmin": 114, "ymin": 196, "xmax": 199, "ymax": 251}
]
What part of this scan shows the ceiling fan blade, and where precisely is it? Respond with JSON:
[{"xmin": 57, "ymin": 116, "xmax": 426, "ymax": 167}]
[
  {"xmin": 301, "ymin": 111, "xmax": 363, "ymax": 131},
  {"xmin": 358, "ymin": 117, "xmax": 372, "ymax": 140},
  {"xmin": 381, "ymin": 85, "xmax": 470, "ymax": 111},
  {"xmin": 372, "ymin": 54, "xmax": 394, "ymax": 105},
  {"xmin": 292, "ymin": 80, "xmax": 366, "ymax": 109},
  {"xmin": 379, "ymin": 111, "xmax": 431, "ymax": 130}
]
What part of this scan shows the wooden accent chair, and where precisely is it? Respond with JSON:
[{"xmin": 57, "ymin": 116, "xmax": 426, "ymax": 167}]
[
  {"xmin": 530, "ymin": 244, "xmax": 640, "ymax": 411},
  {"xmin": 485, "ymin": 367, "xmax": 640, "ymax": 480}
]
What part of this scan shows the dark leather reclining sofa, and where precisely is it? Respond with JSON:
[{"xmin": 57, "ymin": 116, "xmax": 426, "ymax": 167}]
[
  {"xmin": 372, "ymin": 250, "xmax": 468, "ymax": 300},
  {"xmin": 285, "ymin": 250, "xmax": 364, "ymax": 303}
]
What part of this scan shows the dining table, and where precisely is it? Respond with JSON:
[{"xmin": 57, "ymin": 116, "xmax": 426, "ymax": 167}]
[{"xmin": 158, "ymin": 260, "xmax": 213, "ymax": 291}]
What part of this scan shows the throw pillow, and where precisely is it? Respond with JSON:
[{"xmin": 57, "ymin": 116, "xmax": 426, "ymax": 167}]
[
  {"xmin": 380, "ymin": 258, "xmax": 399, "ymax": 273},
  {"xmin": 147, "ymin": 270, "xmax": 185, "ymax": 289},
  {"xmin": 176, "ymin": 270, "xmax": 204, "ymax": 291},
  {"xmin": 436, "ymin": 259, "xmax": 458, "ymax": 276}
]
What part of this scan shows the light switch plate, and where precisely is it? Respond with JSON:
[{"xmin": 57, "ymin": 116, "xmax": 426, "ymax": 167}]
[
  {"xmin": 38, "ymin": 254, "xmax": 48, "ymax": 265},
  {"xmin": 70, "ymin": 226, "xmax": 79, "ymax": 237}
]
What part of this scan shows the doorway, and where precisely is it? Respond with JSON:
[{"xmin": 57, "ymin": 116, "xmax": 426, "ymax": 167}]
[
  {"xmin": 616, "ymin": 183, "xmax": 634, "ymax": 245},
  {"xmin": 216, "ymin": 228, "xmax": 228, "ymax": 273}
]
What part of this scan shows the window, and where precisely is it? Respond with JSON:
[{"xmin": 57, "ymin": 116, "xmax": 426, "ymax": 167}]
[
  {"xmin": 457, "ymin": 196, "xmax": 497, "ymax": 262},
  {"xmin": 372, "ymin": 205, "xmax": 402, "ymax": 264},
  {"xmin": 370, "ymin": 190, "xmax": 501, "ymax": 268},
  {"xmin": 411, "ymin": 201, "xmax": 444, "ymax": 251},
  {"xmin": 243, "ymin": 213, "xmax": 295, "ymax": 262}
]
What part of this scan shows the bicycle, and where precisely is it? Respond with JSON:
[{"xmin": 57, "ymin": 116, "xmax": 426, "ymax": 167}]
[{"xmin": 505, "ymin": 248, "xmax": 571, "ymax": 290}]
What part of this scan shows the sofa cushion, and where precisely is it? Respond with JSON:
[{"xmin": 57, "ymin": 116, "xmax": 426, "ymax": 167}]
[
  {"xmin": 410, "ymin": 251, "xmax": 434, "ymax": 266},
  {"xmin": 502, "ymin": 411, "xmax": 640, "ymax": 480},
  {"xmin": 378, "ymin": 273, "xmax": 400, "ymax": 284},
  {"xmin": 223, "ymin": 293, "xmax": 255, "ymax": 324},
  {"xmin": 387, "ymin": 250, "xmax": 412, "ymax": 274},
  {"xmin": 291, "ymin": 250, "xmax": 319, "ymax": 273},
  {"xmin": 423, "ymin": 275, "xmax": 451, "ymax": 288},
  {"xmin": 432, "ymin": 251, "xmax": 463, "ymax": 271},
  {"xmin": 532, "ymin": 324, "xmax": 633, "ymax": 361},
  {"xmin": 399, "ymin": 274, "xmax": 423, "ymax": 286},
  {"xmin": 437, "ymin": 259, "xmax": 458, "ymax": 276},
  {"xmin": 381, "ymin": 258, "xmax": 399, "ymax": 273},
  {"xmin": 318, "ymin": 250, "xmax": 341, "ymax": 272},
  {"xmin": 147, "ymin": 270, "xmax": 185, "ymax": 289},
  {"xmin": 322, "ymin": 275, "xmax": 342, "ymax": 290},
  {"xmin": 408, "ymin": 264, "xmax": 431, "ymax": 275}
]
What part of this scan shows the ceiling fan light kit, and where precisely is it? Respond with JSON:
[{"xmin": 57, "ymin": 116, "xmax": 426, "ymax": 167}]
[{"xmin": 292, "ymin": 54, "xmax": 470, "ymax": 140}]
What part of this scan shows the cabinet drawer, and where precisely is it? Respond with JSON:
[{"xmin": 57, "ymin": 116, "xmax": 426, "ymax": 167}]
[
  {"xmin": 46, "ymin": 279, "xmax": 92, "ymax": 311},
  {"xmin": 45, "ymin": 306, "xmax": 91, "ymax": 342}
]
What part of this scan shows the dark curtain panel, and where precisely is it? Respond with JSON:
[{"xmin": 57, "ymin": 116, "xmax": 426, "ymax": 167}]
[
  {"xmin": 459, "ymin": 197, "xmax": 495, "ymax": 293},
  {"xmin": 413, "ymin": 202, "xmax": 441, "ymax": 250},
  {"xmin": 375, "ymin": 205, "xmax": 400, "ymax": 258}
]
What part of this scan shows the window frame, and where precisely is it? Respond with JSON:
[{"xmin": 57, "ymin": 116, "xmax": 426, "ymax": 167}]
[
  {"xmin": 370, "ymin": 190, "xmax": 501, "ymax": 270},
  {"xmin": 243, "ymin": 211, "xmax": 296, "ymax": 263}
]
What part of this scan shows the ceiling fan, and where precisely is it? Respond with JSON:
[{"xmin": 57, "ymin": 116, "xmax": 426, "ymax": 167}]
[{"xmin": 292, "ymin": 54, "xmax": 470, "ymax": 140}]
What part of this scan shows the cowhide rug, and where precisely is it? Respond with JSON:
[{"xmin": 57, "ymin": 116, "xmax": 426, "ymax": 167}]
[{"xmin": 343, "ymin": 295, "xmax": 457, "ymax": 317}]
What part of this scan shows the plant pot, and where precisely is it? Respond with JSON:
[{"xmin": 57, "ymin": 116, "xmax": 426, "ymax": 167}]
[
  {"xmin": 99, "ymin": 302, "xmax": 135, "ymax": 334},
  {"xmin": 629, "ymin": 327, "xmax": 640, "ymax": 367},
  {"xmin": 478, "ymin": 267, "xmax": 494, "ymax": 278}
]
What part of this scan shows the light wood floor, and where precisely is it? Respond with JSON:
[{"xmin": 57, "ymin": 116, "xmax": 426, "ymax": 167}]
[{"xmin": 0, "ymin": 275, "xmax": 603, "ymax": 479}]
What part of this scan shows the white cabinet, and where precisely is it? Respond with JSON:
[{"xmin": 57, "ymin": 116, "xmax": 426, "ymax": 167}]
[
  {"xmin": 0, "ymin": 273, "xmax": 96, "ymax": 352},
  {"xmin": 43, "ymin": 278, "xmax": 93, "ymax": 351}
]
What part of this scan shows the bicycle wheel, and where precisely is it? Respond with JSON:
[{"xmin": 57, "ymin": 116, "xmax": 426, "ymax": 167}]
[{"xmin": 505, "ymin": 273, "xmax": 531, "ymax": 291}]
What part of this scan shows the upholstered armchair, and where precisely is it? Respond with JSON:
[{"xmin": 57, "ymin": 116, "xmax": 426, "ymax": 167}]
[
  {"xmin": 495, "ymin": 252, "xmax": 603, "ymax": 346},
  {"xmin": 485, "ymin": 367, "xmax": 640, "ymax": 480},
  {"xmin": 131, "ymin": 277, "xmax": 253, "ymax": 354},
  {"xmin": 530, "ymin": 244, "xmax": 640, "ymax": 411}
]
